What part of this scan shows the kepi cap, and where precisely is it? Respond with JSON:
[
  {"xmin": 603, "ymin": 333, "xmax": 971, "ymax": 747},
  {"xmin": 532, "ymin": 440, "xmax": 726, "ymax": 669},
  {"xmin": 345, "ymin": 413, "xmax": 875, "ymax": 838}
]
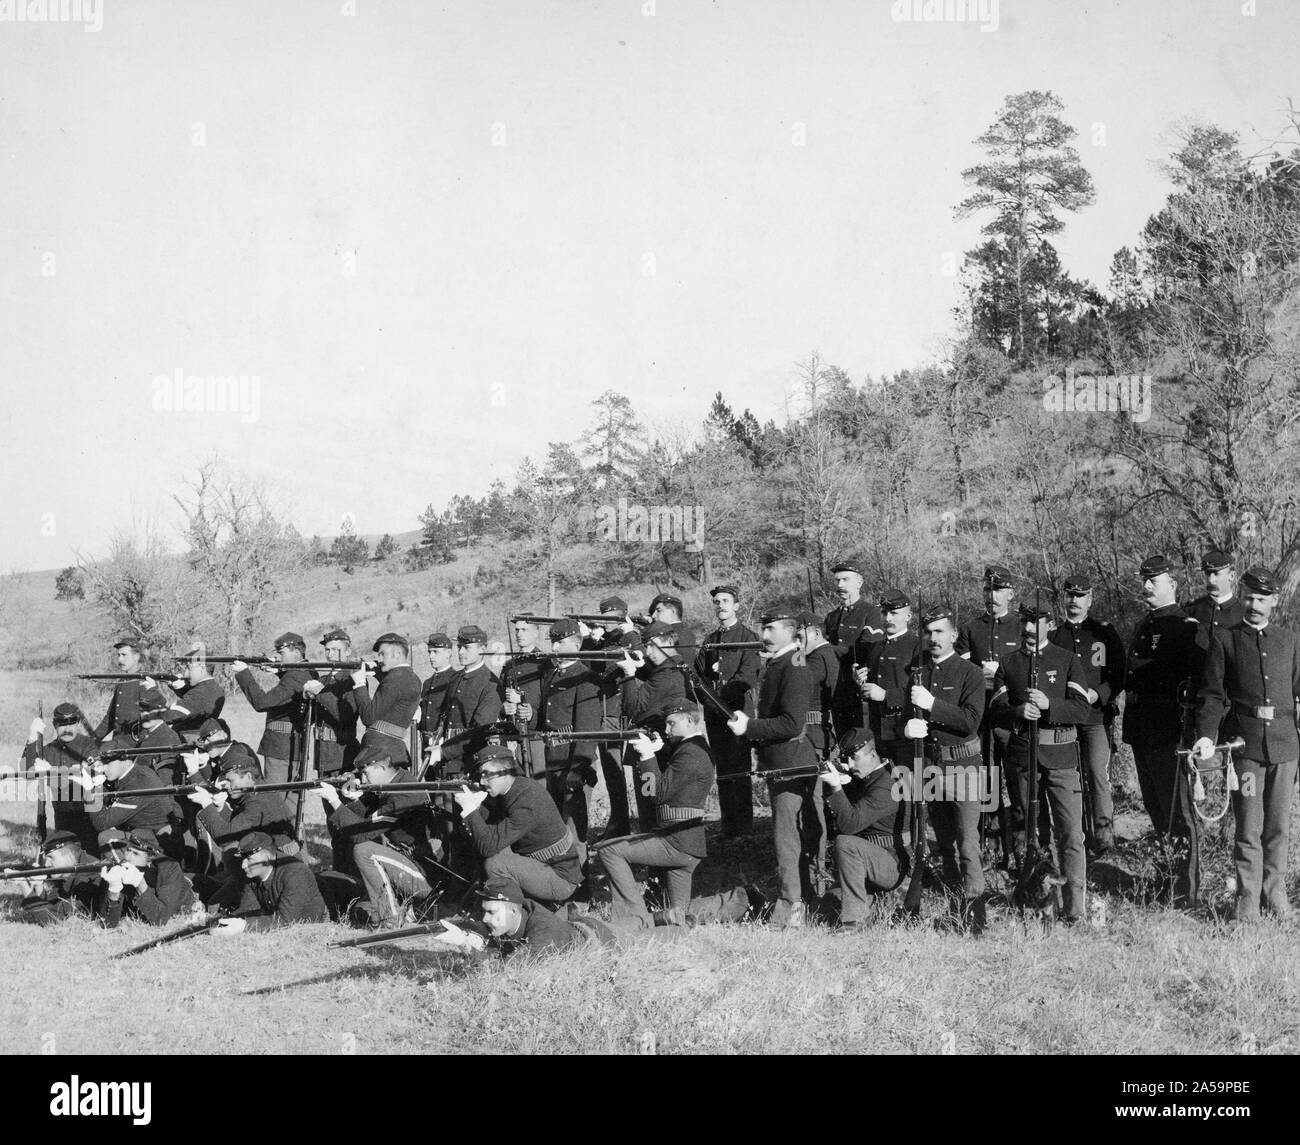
[
  {"xmin": 426, "ymin": 632, "xmax": 452, "ymax": 649},
  {"xmin": 648, "ymin": 593, "xmax": 683, "ymax": 616},
  {"xmin": 983, "ymin": 565, "xmax": 1014, "ymax": 589},
  {"xmin": 371, "ymin": 631, "xmax": 409, "ymax": 653},
  {"xmin": 599, "ymin": 596, "xmax": 628, "ymax": 614},
  {"xmin": 1139, "ymin": 555, "xmax": 1173, "ymax": 579},
  {"xmin": 709, "ymin": 584, "xmax": 740, "ymax": 600},
  {"xmin": 51, "ymin": 702, "xmax": 82, "ymax": 726},
  {"xmin": 1201, "ymin": 549, "xmax": 1234, "ymax": 574},
  {"xmin": 878, "ymin": 589, "xmax": 909, "ymax": 612},
  {"xmin": 237, "ymin": 831, "xmax": 276, "ymax": 858},
  {"xmin": 1241, "ymin": 566, "xmax": 1279, "ymax": 595},
  {"xmin": 320, "ymin": 628, "xmax": 351, "ymax": 645},
  {"xmin": 39, "ymin": 829, "xmax": 82, "ymax": 854},
  {"xmin": 1063, "ymin": 575, "xmax": 1092, "ymax": 595},
  {"xmin": 273, "ymin": 632, "xmax": 306, "ymax": 651},
  {"xmin": 456, "ymin": 625, "xmax": 487, "ymax": 645},
  {"xmin": 549, "ymin": 619, "xmax": 581, "ymax": 642}
]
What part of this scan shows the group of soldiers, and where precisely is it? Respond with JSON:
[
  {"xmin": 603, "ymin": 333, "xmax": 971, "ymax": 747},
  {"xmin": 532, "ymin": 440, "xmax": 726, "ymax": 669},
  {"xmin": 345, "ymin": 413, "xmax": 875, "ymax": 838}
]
[{"xmin": 3, "ymin": 549, "xmax": 1295, "ymax": 954}]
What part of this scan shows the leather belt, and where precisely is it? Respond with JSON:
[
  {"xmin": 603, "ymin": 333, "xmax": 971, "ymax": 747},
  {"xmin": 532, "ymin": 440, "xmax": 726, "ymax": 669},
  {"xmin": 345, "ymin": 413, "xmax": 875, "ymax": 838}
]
[
  {"xmin": 928, "ymin": 738, "xmax": 981, "ymax": 762},
  {"xmin": 371, "ymin": 720, "xmax": 409, "ymax": 740},
  {"xmin": 316, "ymin": 725, "xmax": 338, "ymax": 743},
  {"xmin": 1234, "ymin": 701, "xmax": 1277, "ymax": 720},
  {"xmin": 658, "ymin": 806, "xmax": 706, "ymax": 822},
  {"xmin": 1017, "ymin": 726, "xmax": 1077, "ymax": 745},
  {"xmin": 525, "ymin": 825, "xmax": 576, "ymax": 864},
  {"xmin": 266, "ymin": 720, "xmax": 294, "ymax": 734},
  {"xmin": 861, "ymin": 832, "xmax": 903, "ymax": 851},
  {"xmin": 805, "ymin": 711, "xmax": 823, "ymax": 726}
]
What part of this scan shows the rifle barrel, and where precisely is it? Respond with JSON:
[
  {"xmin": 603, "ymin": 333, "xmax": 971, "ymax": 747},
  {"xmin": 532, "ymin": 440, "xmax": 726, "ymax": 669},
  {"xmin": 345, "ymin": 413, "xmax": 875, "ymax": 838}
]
[
  {"xmin": 105, "ymin": 780, "xmax": 324, "ymax": 801},
  {"xmin": 330, "ymin": 920, "xmax": 451, "ymax": 948},
  {"xmin": 0, "ymin": 863, "xmax": 103, "ymax": 881},
  {"xmin": 112, "ymin": 917, "xmax": 222, "ymax": 959},
  {"xmin": 355, "ymin": 782, "xmax": 484, "ymax": 793},
  {"xmin": 74, "ymin": 673, "xmax": 158, "ymax": 681}
]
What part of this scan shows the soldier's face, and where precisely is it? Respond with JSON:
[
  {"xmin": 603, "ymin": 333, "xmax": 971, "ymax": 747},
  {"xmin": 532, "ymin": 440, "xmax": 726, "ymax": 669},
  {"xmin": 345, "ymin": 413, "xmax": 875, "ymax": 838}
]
[
  {"xmin": 458, "ymin": 641, "xmax": 483, "ymax": 667},
  {"xmin": 44, "ymin": 844, "xmax": 80, "ymax": 868},
  {"xmin": 883, "ymin": 606, "xmax": 911, "ymax": 637},
  {"xmin": 1020, "ymin": 619, "xmax": 1049, "ymax": 650},
  {"xmin": 482, "ymin": 900, "xmax": 522, "ymax": 937},
  {"xmin": 226, "ymin": 769, "xmax": 256, "ymax": 794},
  {"xmin": 1243, "ymin": 591, "xmax": 1275, "ymax": 626},
  {"xmin": 652, "ymin": 603, "xmax": 681, "ymax": 624},
  {"xmin": 102, "ymin": 759, "xmax": 130, "ymax": 782},
  {"xmin": 428, "ymin": 646, "xmax": 453, "ymax": 670},
  {"xmin": 241, "ymin": 852, "xmax": 273, "ymax": 879},
  {"xmin": 664, "ymin": 711, "xmax": 697, "ymax": 740},
  {"xmin": 1207, "ymin": 568, "xmax": 1236, "ymax": 598},
  {"xmin": 712, "ymin": 593, "xmax": 737, "ymax": 622},
  {"xmin": 984, "ymin": 586, "xmax": 1013, "ymax": 613},
  {"xmin": 1143, "ymin": 573, "xmax": 1176, "ymax": 607},
  {"xmin": 761, "ymin": 621, "xmax": 796, "ymax": 651},
  {"xmin": 1064, "ymin": 591, "xmax": 1091, "ymax": 620},
  {"xmin": 923, "ymin": 619, "xmax": 956, "ymax": 657},
  {"xmin": 362, "ymin": 762, "xmax": 396, "ymax": 785},
  {"xmin": 323, "ymin": 640, "xmax": 351, "ymax": 663},
  {"xmin": 55, "ymin": 721, "xmax": 78, "ymax": 742},
  {"xmin": 116, "ymin": 647, "xmax": 139, "ymax": 671},
  {"xmin": 513, "ymin": 623, "xmax": 537, "ymax": 649},
  {"xmin": 185, "ymin": 656, "xmax": 209, "ymax": 681},
  {"xmin": 849, "ymin": 743, "xmax": 882, "ymax": 778},
  {"xmin": 834, "ymin": 573, "xmax": 862, "ymax": 602},
  {"xmin": 277, "ymin": 644, "xmax": 305, "ymax": 663},
  {"xmin": 553, "ymin": 635, "xmax": 582, "ymax": 655}
]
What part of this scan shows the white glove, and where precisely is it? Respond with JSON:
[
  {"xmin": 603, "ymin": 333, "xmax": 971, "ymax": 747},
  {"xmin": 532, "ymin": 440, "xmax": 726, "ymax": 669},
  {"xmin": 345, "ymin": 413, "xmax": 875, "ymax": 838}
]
[
  {"xmin": 516, "ymin": 702, "xmax": 533, "ymax": 722},
  {"xmin": 118, "ymin": 865, "xmax": 145, "ymax": 889},
  {"xmin": 171, "ymin": 677, "xmax": 186, "ymax": 689},
  {"xmin": 727, "ymin": 711, "xmax": 749, "ymax": 735},
  {"xmin": 910, "ymin": 685, "xmax": 935, "ymax": 711},
  {"xmin": 1192, "ymin": 736, "xmax": 1215, "ymax": 761},
  {"xmin": 103, "ymin": 866, "xmax": 125, "ymax": 894},
  {"xmin": 68, "ymin": 771, "xmax": 104, "ymax": 792},
  {"xmin": 32, "ymin": 758, "xmax": 52, "ymax": 774},
  {"xmin": 430, "ymin": 920, "xmax": 486, "ymax": 952},
  {"xmin": 453, "ymin": 786, "xmax": 487, "ymax": 817},
  {"xmin": 632, "ymin": 732, "xmax": 662, "ymax": 760},
  {"xmin": 187, "ymin": 787, "xmax": 215, "ymax": 808},
  {"xmin": 904, "ymin": 718, "xmax": 928, "ymax": 740},
  {"xmin": 318, "ymin": 782, "xmax": 342, "ymax": 808},
  {"xmin": 230, "ymin": 660, "xmax": 248, "ymax": 673},
  {"xmin": 182, "ymin": 751, "xmax": 206, "ymax": 776},
  {"xmin": 301, "ymin": 679, "xmax": 325, "ymax": 697},
  {"xmin": 213, "ymin": 917, "xmax": 246, "ymax": 935},
  {"xmin": 28, "ymin": 717, "xmax": 45, "ymax": 741}
]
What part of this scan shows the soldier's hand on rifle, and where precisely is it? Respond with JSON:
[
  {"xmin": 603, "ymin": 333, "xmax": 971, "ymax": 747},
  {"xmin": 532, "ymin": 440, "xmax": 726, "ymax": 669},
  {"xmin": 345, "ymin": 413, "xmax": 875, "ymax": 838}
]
[
  {"xmin": 577, "ymin": 620, "xmax": 594, "ymax": 639},
  {"xmin": 318, "ymin": 781, "xmax": 342, "ymax": 808},
  {"xmin": 516, "ymin": 702, "xmax": 533, "ymax": 722},
  {"xmin": 213, "ymin": 917, "xmax": 246, "ymax": 936},
  {"xmin": 28, "ymin": 716, "xmax": 45, "ymax": 742},
  {"xmin": 182, "ymin": 751, "xmax": 206, "ymax": 776},
  {"xmin": 429, "ymin": 920, "xmax": 486, "ymax": 953},
  {"xmin": 632, "ymin": 731, "xmax": 662, "ymax": 760},
  {"xmin": 103, "ymin": 866, "xmax": 125, "ymax": 896},
  {"xmin": 618, "ymin": 651, "xmax": 641, "ymax": 677},
  {"xmin": 1019, "ymin": 702, "xmax": 1042, "ymax": 721},
  {"xmin": 425, "ymin": 737, "xmax": 444, "ymax": 765},
  {"xmin": 727, "ymin": 711, "xmax": 749, "ymax": 735},
  {"xmin": 1027, "ymin": 689, "xmax": 1050, "ymax": 710},
  {"xmin": 453, "ymin": 785, "xmax": 487, "ymax": 816},
  {"xmin": 504, "ymin": 686, "xmax": 521, "ymax": 706},
  {"xmin": 820, "ymin": 763, "xmax": 848, "ymax": 789},
  {"xmin": 904, "ymin": 717, "xmax": 928, "ymax": 740},
  {"xmin": 910, "ymin": 684, "xmax": 936, "ymax": 711},
  {"xmin": 1086, "ymin": 687, "xmax": 1099, "ymax": 706},
  {"xmin": 170, "ymin": 676, "xmax": 186, "ymax": 689},
  {"xmin": 142, "ymin": 676, "xmax": 157, "ymax": 690},
  {"xmin": 301, "ymin": 679, "xmax": 325, "ymax": 697},
  {"xmin": 119, "ymin": 865, "xmax": 145, "ymax": 889},
  {"xmin": 230, "ymin": 660, "xmax": 248, "ymax": 673},
  {"xmin": 68, "ymin": 769, "xmax": 103, "ymax": 792},
  {"xmin": 1192, "ymin": 736, "xmax": 1216, "ymax": 761}
]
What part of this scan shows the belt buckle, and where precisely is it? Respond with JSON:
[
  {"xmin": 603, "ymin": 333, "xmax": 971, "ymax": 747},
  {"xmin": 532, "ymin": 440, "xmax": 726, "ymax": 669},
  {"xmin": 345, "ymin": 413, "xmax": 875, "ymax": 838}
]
[{"xmin": 1256, "ymin": 705, "xmax": 1275, "ymax": 720}]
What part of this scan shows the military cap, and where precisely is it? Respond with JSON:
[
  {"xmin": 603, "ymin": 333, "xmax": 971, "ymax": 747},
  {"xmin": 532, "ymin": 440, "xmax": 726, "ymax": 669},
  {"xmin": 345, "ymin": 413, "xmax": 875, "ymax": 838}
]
[
  {"xmin": 1201, "ymin": 549, "xmax": 1234, "ymax": 574},
  {"xmin": 456, "ymin": 625, "xmax": 487, "ymax": 645},
  {"xmin": 1017, "ymin": 603, "xmax": 1052, "ymax": 621},
  {"xmin": 1139, "ymin": 555, "xmax": 1173, "ymax": 579},
  {"xmin": 370, "ymin": 631, "xmax": 409, "ymax": 653},
  {"xmin": 642, "ymin": 620, "xmax": 679, "ymax": 641},
  {"xmin": 111, "ymin": 636, "xmax": 141, "ymax": 651},
  {"xmin": 920, "ymin": 603, "xmax": 956, "ymax": 626},
  {"xmin": 39, "ymin": 829, "xmax": 83, "ymax": 854},
  {"xmin": 182, "ymin": 642, "xmax": 207, "ymax": 658},
  {"xmin": 51, "ymin": 702, "xmax": 82, "ymax": 726},
  {"xmin": 1063, "ymin": 575, "xmax": 1092, "ymax": 595},
  {"xmin": 426, "ymin": 632, "xmax": 452, "ymax": 649},
  {"xmin": 197, "ymin": 717, "xmax": 230, "ymax": 741},
  {"xmin": 1241, "ymin": 566, "xmax": 1279, "ymax": 595},
  {"xmin": 138, "ymin": 687, "xmax": 166, "ymax": 710},
  {"xmin": 983, "ymin": 565, "xmax": 1014, "ymax": 589},
  {"xmin": 760, "ymin": 609, "xmax": 800, "ymax": 626},
  {"xmin": 99, "ymin": 829, "xmax": 161, "ymax": 857},
  {"xmin": 220, "ymin": 753, "xmax": 260, "ymax": 776},
  {"xmin": 837, "ymin": 727, "xmax": 875, "ymax": 757},
  {"xmin": 648, "ymin": 593, "xmax": 683, "ymax": 616},
  {"xmin": 795, "ymin": 610, "xmax": 822, "ymax": 629},
  {"xmin": 660, "ymin": 699, "xmax": 703, "ymax": 720},
  {"xmin": 478, "ymin": 878, "xmax": 525, "ymax": 906},
  {"xmin": 709, "ymin": 584, "xmax": 741, "ymax": 600},
  {"xmin": 355, "ymin": 745, "xmax": 395, "ymax": 771},
  {"xmin": 237, "ymin": 831, "xmax": 276, "ymax": 858},
  {"xmin": 273, "ymin": 631, "xmax": 306, "ymax": 651},
  {"xmin": 320, "ymin": 628, "xmax": 351, "ymax": 645},
  {"xmin": 599, "ymin": 596, "xmax": 628, "ymax": 614},
  {"xmin": 878, "ymin": 589, "xmax": 910, "ymax": 612},
  {"xmin": 474, "ymin": 745, "xmax": 517, "ymax": 768},
  {"xmin": 549, "ymin": 618, "xmax": 581, "ymax": 642}
]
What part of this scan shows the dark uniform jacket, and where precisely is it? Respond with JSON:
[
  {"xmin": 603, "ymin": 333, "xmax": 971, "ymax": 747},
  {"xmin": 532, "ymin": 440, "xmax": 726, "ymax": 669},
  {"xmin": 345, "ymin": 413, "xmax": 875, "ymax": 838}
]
[
  {"xmin": 1196, "ymin": 622, "xmax": 1300, "ymax": 765},
  {"xmin": 826, "ymin": 764, "xmax": 909, "ymax": 840},
  {"xmin": 354, "ymin": 663, "xmax": 422, "ymax": 763},
  {"xmin": 463, "ymin": 777, "xmax": 582, "ymax": 887},
  {"xmin": 990, "ymin": 644, "xmax": 1093, "ymax": 769},
  {"xmin": 20, "ymin": 873, "xmax": 99, "ymax": 925},
  {"xmin": 692, "ymin": 623, "xmax": 761, "ymax": 711},
  {"xmin": 1050, "ymin": 615, "xmax": 1126, "ymax": 725},
  {"xmin": 919, "ymin": 653, "xmax": 986, "ymax": 758},
  {"xmin": 633, "ymin": 733, "xmax": 713, "ymax": 858},
  {"xmin": 195, "ymin": 741, "xmax": 260, "ymax": 785},
  {"xmin": 956, "ymin": 611, "xmax": 1022, "ymax": 666},
  {"xmin": 311, "ymin": 669, "xmax": 360, "ymax": 773},
  {"xmin": 803, "ymin": 643, "xmax": 840, "ymax": 757},
  {"xmin": 235, "ymin": 665, "xmax": 312, "ymax": 761},
  {"xmin": 486, "ymin": 900, "xmax": 616, "ymax": 960},
  {"xmin": 620, "ymin": 660, "xmax": 688, "ymax": 735},
  {"xmin": 747, "ymin": 647, "xmax": 816, "ymax": 773},
  {"xmin": 22, "ymin": 734, "xmax": 98, "ymax": 851},
  {"xmin": 92, "ymin": 677, "xmax": 150, "ymax": 741},
  {"xmin": 1188, "ymin": 594, "xmax": 1246, "ymax": 653},
  {"xmin": 539, "ymin": 660, "xmax": 607, "ymax": 772},
  {"xmin": 863, "ymin": 631, "xmax": 920, "ymax": 745},
  {"xmin": 97, "ymin": 859, "xmax": 193, "ymax": 927},
  {"xmin": 824, "ymin": 599, "xmax": 884, "ymax": 723},
  {"xmin": 243, "ymin": 857, "xmax": 329, "ymax": 931},
  {"xmin": 90, "ymin": 761, "xmax": 175, "ymax": 840},
  {"xmin": 198, "ymin": 790, "xmax": 295, "ymax": 854},
  {"xmin": 427, "ymin": 663, "xmax": 502, "ymax": 766},
  {"xmin": 328, "ymin": 767, "xmax": 430, "ymax": 852},
  {"xmin": 133, "ymin": 722, "xmax": 185, "ymax": 785},
  {"xmin": 163, "ymin": 678, "xmax": 225, "ymax": 742},
  {"xmin": 1123, "ymin": 604, "xmax": 1203, "ymax": 746}
]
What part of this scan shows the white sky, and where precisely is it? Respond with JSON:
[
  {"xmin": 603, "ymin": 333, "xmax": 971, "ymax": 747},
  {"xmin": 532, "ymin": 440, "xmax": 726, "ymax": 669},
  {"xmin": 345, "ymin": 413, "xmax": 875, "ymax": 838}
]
[{"xmin": 2, "ymin": 0, "xmax": 1298, "ymax": 571}]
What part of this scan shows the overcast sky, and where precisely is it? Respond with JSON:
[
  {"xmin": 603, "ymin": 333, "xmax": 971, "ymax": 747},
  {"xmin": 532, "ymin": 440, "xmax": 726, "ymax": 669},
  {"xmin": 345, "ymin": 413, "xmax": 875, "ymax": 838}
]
[{"xmin": 2, "ymin": 0, "xmax": 1298, "ymax": 572}]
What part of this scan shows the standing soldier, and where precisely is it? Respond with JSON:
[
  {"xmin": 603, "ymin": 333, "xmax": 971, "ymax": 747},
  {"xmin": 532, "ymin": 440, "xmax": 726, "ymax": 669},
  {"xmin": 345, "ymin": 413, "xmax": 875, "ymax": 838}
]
[
  {"xmin": 909, "ymin": 605, "xmax": 987, "ymax": 923},
  {"xmin": 647, "ymin": 593, "xmax": 684, "ymax": 628},
  {"xmin": 1192, "ymin": 567, "xmax": 1299, "ymax": 922},
  {"xmin": 799, "ymin": 611, "xmax": 840, "ymax": 890},
  {"xmin": 430, "ymin": 626, "xmax": 504, "ymax": 772},
  {"xmin": 418, "ymin": 633, "xmax": 458, "ymax": 771},
  {"xmin": 303, "ymin": 628, "xmax": 361, "ymax": 778},
  {"xmin": 536, "ymin": 619, "xmax": 608, "ymax": 843},
  {"xmin": 163, "ymin": 648, "xmax": 225, "ymax": 744},
  {"xmin": 91, "ymin": 637, "xmax": 155, "ymax": 742},
  {"xmin": 580, "ymin": 595, "xmax": 640, "ymax": 838},
  {"xmin": 1050, "ymin": 576, "xmax": 1127, "ymax": 854},
  {"xmin": 728, "ymin": 610, "xmax": 819, "ymax": 928},
  {"xmin": 823, "ymin": 561, "xmax": 885, "ymax": 737},
  {"xmin": 347, "ymin": 632, "xmax": 422, "ymax": 767},
  {"xmin": 501, "ymin": 617, "xmax": 549, "ymax": 783},
  {"xmin": 1187, "ymin": 549, "xmax": 1246, "ymax": 652},
  {"xmin": 694, "ymin": 584, "xmax": 762, "ymax": 838},
  {"xmin": 990, "ymin": 603, "xmax": 1094, "ymax": 922},
  {"xmin": 22, "ymin": 702, "xmax": 99, "ymax": 853},
  {"xmin": 1123, "ymin": 555, "xmax": 1204, "ymax": 903},
  {"xmin": 856, "ymin": 590, "xmax": 920, "ymax": 770},
  {"xmin": 618, "ymin": 622, "xmax": 688, "ymax": 831}
]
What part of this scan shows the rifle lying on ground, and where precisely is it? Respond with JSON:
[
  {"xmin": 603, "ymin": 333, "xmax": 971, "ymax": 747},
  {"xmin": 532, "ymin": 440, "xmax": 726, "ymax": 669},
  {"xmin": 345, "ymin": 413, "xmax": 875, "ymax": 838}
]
[
  {"xmin": 0, "ymin": 863, "xmax": 104, "ymax": 881},
  {"xmin": 112, "ymin": 914, "xmax": 251, "ymax": 959}
]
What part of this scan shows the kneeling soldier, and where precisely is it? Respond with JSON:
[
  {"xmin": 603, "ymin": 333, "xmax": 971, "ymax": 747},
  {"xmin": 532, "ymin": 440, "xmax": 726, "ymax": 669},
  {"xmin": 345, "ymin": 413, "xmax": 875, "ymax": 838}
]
[
  {"xmin": 596, "ymin": 700, "xmax": 714, "ymax": 926},
  {"xmin": 210, "ymin": 831, "xmax": 329, "ymax": 934},
  {"xmin": 97, "ymin": 830, "xmax": 194, "ymax": 928}
]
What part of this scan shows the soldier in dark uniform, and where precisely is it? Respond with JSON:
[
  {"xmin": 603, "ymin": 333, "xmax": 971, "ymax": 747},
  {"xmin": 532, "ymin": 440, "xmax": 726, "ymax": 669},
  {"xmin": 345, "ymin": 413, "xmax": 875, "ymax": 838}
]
[
  {"xmin": 319, "ymin": 746, "xmax": 434, "ymax": 927},
  {"xmin": 580, "ymin": 595, "xmax": 641, "ymax": 838},
  {"xmin": 821, "ymin": 729, "xmax": 910, "ymax": 928},
  {"xmin": 648, "ymin": 592, "xmax": 684, "ymax": 627},
  {"xmin": 856, "ymin": 590, "xmax": 921, "ymax": 770},
  {"xmin": 1193, "ymin": 567, "xmax": 1299, "ymax": 922},
  {"xmin": 822, "ymin": 561, "xmax": 885, "ymax": 737},
  {"xmin": 729, "ymin": 610, "xmax": 819, "ymax": 927},
  {"xmin": 21, "ymin": 702, "xmax": 99, "ymax": 852},
  {"xmin": 301, "ymin": 628, "xmax": 361, "ymax": 779},
  {"xmin": 619, "ymin": 622, "xmax": 688, "ymax": 831},
  {"xmin": 694, "ymin": 584, "xmax": 762, "ymax": 837},
  {"xmin": 128, "ymin": 687, "xmax": 188, "ymax": 861},
  {"xmin": 501, "ymin": 618, "xmax": 549, "ymax": 783},
  {"xmin": 163, "ymin": 647, "xmax": 225, "ymax": 744},
  {"xmin": 349, "ymin": 632, "xmax": 423, "ymax": 765},
  {"xmin": 911, "ymin": 604, "xmax": 987, "ymax": 918},
  {"xmin": 454, "ymin": 745, "xmax": 584, "ymax": 906},
  {"xmin": 957, "ymin": 565, "xmax": 1023, "ymax": 862},
  {"xmin": 1050, "ymin": 576, "xmax": 1127, "ymax": 853},
  {"xmin": 799, "ymin": 610, "xmax": 841, "ymax": 887},
  {"xmin": 232, "ymin": 631, "xmax": 313, "ymax": 800},
  {"xmin": 990, "ymin": 603, "xmax": 1094, "ymax": 921},
  {"xmin": 1187, "ymin": 549, "xmax": 1246, "ymax": 652},
  {"xmin": 210, "ymin": 831, "xmax": 329, "ymax": 934},
  {"xmin": 429, "ymin": 626, "xmax": 503, "ymax": 772},
  {"xmin": 188, "ymin": 718, "xmax": 260, "ymax": 782},
  {"xmin": 96, "ymin": 829, "xmax": 194, "ymax": 928},
  {"xmin": 87, "ymin": 731, "xmax": 180, "ymax": 859},
  {"xmin": 7, "ymin": 831, "xmax": 100, "ymax": 925},
  {"xmin": 1123, "ymin": 555, "xmax": 1204, "ymax": 902},
  {"xmin": 91, "ymin": 637, "xmax": 154, "ymax": 742},
  {"xmin": 417, "ymin": 633, "xmax": 458, "ymax": 769},
  {"xmin": 597, "ymin": 700, "xmax": 715, "ymax": 926}
]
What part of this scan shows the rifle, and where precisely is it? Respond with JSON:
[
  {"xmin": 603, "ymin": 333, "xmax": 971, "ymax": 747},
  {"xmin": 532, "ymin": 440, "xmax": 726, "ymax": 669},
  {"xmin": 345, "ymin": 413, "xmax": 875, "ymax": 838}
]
[
  {"xmin": 502, "ymin": 729, "xmax": 643, "ymax": 745},
  {"xmin": 567, "ymin": 612, "xmax": 652, "ymax": 626},
  {"xmin": 807, "ymin": 568, "xmax": 817, "ymax": 613},
  {"xmin": 505, "ymin": 648, "xmax": 642, "ymax": 662},
  {"xmin": 698, "ymin": 641, "xmax": 766, "ymax": 652},
  {"xmin": 330, "ymin": 919, "xmax": 453, "ymax": 949},
  {"xmin": 716, "ymin": 762, "xmax": 831, "ymax": 783},
  {"xmin": 1014, "ymin": 589, "xmax": 1059, "ymax": 913},
  {"xmin": 87, "ymin": 744, "xmax": 184, "ymax": 762},
  {"xmin": 510, "ymin": 614, "xmax": 567, "ymax": 625},
  {"xmin": 35, "ymin": 699, "xmax": 48, "ymax": 842},
  {"xmin": 293, "ymin": 695, "xmax": 314, "ymax": 845},
  {"xmin": 111, "ymin": 914, "xmax": 238, "ymax": 959},
  {"xmin": 190, "ymin": 656, "xmax": 369, "ymax": 671},
  {"xmin": 349, "ymin": 781, "xmax": 486, "ymax": 793},
  {"xmin": 104, "ymin": 780, "xmax": 327, "ymax": 801},
  {"xmin": 0, "ymin": 863, "xmax": 104, "ymax": 881},
  {"xmin": 73, "ymin": 673, "xmax": 163, "ymax": 681},
  {"xmin": 903, "ymin": 593, "xmax": 928, "ymax": 915}
]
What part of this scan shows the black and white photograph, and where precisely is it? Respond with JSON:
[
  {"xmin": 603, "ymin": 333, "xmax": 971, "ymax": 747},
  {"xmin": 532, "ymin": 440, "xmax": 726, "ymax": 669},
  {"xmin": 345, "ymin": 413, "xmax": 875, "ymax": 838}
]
[{"xmin": 1, "ymin": 0, "xmax": 1297, "ymax": 1094}]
